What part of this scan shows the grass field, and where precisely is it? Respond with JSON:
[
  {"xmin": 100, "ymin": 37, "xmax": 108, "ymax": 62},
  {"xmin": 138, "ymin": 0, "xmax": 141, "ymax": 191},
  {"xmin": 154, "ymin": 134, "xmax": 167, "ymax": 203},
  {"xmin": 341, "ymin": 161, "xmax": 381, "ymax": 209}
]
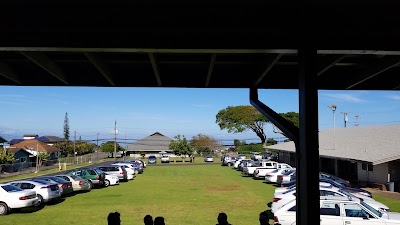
[{"xmin": 2, "ymin": 163, "xmax": 400, "ymax": 225}]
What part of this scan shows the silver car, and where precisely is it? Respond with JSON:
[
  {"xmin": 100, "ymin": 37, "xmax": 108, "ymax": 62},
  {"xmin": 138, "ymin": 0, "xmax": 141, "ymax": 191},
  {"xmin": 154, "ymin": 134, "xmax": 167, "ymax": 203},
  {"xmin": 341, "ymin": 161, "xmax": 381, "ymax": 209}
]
[
  {"xmin": 8, "ymin": 179, "xmax": 61, "ymax": 206},
  {"xmin": 97, "ymin": 165, "xmax": 128, "ymax": 181}
]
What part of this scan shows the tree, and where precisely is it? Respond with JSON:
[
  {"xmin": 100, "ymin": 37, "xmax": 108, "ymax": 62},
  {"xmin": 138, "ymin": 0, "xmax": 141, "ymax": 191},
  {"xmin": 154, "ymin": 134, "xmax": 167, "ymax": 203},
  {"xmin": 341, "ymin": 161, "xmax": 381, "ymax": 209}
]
[
  {"xmin": 266, "ymin": 138, "xmax": 278, "ymax": 145},
  {"xmin": 216, "ymin": 106, "xmax": 269, "ymax": 145},
  {"xmin": 169, "ymin": 135, "xmax": 193, "ymax": 159},
  {"xmin": 233, "ymin": 139, "xmax": 241, "ymax": 147},
  {"xmin": 101, "ymin": 141, "xmax": 124, "ymax": 157},
  {"xmin": 0, "ymin": 148, "xmax": 15, "ymax": 164},
  {"xmin": 274, "ymin": 112, "xmax": 300, "ymax": 140},
  {"xmin": 216, "ymin": 106, "xmax": 300, "ymax": 145},
  {"xmin": 37, "ymin": 152, "xmax": 49, "ymax": 166},
  {"xmin": 190, "ymin": 134, "xmax": 219, "ymax": 155},
  {"xmin": 63, "ymin": 112, "xmax": 70, "ymax": 141}
]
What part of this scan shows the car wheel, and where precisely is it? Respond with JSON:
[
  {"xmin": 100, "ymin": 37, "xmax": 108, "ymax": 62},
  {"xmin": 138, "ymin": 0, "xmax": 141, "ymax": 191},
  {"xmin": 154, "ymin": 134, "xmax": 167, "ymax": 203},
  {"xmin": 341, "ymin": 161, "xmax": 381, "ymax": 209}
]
[
  {"xmin": 88, "ymin": 181, "xmax": 94, "ymax": 189},
  {"xmin": 0, "ymin": 202, "xmax": 9, "ymax": 215},
  {"xmin": 36, "ymin": 194, "xmax": 44, "ymax": 206},
  {"xmin": 104, "ymin": 179, "xmax": 110, "ymax": 187}
]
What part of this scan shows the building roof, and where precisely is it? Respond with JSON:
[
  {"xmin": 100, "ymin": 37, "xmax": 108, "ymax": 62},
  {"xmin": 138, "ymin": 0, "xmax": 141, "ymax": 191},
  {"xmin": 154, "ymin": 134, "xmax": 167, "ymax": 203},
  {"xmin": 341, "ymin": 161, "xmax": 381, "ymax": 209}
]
[
  {"xmin": 126, "ymin": 132, "xmax": 173, "ymax": 152},
  {"xmin": 266, "ymin": 125, "xmax": 400, "ymax": 165},
  {"xmin": 10, "ymin": 139, "xmax": 62, "ymax": 153},
  {"xmin": 6, "ymin": 147, "xmax": 26, "ymax": 154},
  {"xmin": 1, "ymin": 2, "xmax": 400, "ymax": 90}
]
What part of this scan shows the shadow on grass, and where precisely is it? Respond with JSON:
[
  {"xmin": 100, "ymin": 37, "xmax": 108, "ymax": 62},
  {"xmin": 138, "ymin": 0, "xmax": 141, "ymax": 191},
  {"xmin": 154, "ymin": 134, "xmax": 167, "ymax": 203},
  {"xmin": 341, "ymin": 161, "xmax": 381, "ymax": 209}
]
[{"xmin": 12, "ymin": 198, "xmax": 66, "ymax": 214}]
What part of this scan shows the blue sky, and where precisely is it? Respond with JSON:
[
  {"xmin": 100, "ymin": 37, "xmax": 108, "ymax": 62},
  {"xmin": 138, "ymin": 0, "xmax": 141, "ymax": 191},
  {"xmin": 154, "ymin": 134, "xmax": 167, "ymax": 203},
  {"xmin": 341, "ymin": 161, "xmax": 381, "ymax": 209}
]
[{"xmin": 0, "ymin": 86, "xmax": 399, "ymax": 145}]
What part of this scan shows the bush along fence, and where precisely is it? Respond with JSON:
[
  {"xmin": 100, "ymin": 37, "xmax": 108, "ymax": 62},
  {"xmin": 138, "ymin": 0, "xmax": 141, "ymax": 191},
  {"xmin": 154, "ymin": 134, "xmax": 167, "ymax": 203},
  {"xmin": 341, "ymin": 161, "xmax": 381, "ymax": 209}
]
[{"xmin": 0, "ymin": 152, "xmax": 109, "ymax": 179}]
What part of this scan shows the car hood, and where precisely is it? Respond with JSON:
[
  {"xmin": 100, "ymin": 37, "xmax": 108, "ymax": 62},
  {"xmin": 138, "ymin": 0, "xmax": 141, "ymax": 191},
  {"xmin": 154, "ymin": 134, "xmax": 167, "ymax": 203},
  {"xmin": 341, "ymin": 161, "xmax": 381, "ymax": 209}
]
[{"xmin": 382, "ymin": 212, "xmax": 400, "ymax": 220}]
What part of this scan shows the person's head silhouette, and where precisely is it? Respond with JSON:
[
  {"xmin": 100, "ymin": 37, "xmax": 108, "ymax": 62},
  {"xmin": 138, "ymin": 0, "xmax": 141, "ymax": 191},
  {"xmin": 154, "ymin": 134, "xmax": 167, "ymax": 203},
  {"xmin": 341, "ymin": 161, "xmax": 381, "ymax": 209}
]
[
  {"xmin": 107, "ymin": 212, "xmax": 121, "ymax": 225},
  {"xmin": 144, "ymin": 214, "xmax": 153, "ymax": 225},
  {"xmin": 259, "ymin": 211, "xmax": 270, "ymax": 225},
  {"xmin": 217, "ymin": 212, "xmax": 229, "ymax": 225},
  {"xmin": 154, "ymin": 216, "xmax": 165, "ymax": 225}
]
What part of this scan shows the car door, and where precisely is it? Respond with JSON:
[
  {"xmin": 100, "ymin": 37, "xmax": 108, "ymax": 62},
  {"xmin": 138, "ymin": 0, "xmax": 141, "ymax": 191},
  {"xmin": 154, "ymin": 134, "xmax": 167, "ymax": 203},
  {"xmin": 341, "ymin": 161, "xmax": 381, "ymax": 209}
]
[
  {"xmin": 342, "ymin": 203, "xmax": 386, "ymax": 225},
  {"xmin": 320, "ymin": 202, "xmax": 343, "ymax": 225}
]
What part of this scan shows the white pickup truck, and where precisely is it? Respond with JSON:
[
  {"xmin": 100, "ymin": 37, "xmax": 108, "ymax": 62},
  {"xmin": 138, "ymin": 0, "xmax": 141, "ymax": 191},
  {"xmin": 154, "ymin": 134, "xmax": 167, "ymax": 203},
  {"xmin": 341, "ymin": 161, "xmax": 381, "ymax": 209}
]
[
  {"xmin": 242, "ymin": 160, "xmax": 278, "ymax": 176},
  {"xmin": 253, "ymin": 163, "xmax": 293, "ymax": 179}
]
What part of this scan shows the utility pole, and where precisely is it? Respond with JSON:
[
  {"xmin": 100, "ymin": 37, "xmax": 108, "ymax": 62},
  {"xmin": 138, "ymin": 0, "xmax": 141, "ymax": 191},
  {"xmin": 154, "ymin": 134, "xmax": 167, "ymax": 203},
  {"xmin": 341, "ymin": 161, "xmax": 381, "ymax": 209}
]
[
  {"xmin": 328, "ymin": 104, "xmax": 337, "ymax": 150},
  {"xmin": 340, "ymin": 112, "xmax": 349, "ymax": 128},
  {"xmin": 35, "ymin": 143, "xmax": 39, "ymax": 173},
  {"xmin": 96, "ymin": 133, "xmax": 99, "ymax": 161},
  {"xmin": 74, "ymin": 131, "xmax": 76, "ymax": 164},
  {"xmin": 124, "ymin": 129, "xmax": 126, "ymax": 161},
  {"xmin": 114, "ymin": 120, "xmax": 117, "ymax": 161}
]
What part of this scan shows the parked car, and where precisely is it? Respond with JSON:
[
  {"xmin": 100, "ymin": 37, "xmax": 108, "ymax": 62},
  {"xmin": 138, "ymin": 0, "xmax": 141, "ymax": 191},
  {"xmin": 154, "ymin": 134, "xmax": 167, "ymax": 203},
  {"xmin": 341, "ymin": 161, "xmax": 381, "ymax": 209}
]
[
  {"xmin": 204, "ymin": 156, "xmax": 214, "ymax": 162},
  {"xmin": 148, "ymin": 155, "xmax": 157, "ymax": 164},
  {"xmin": 32, "ymin": 176, "xmax": 73, "ymax": 196},
  {"xmin": 97, "ymin": 165, "xmax": 128, "ymax": 181},
  {"xmin": 238, "ymin": 154, "xmax": 246, "ymax": 159},
  {"xmin": 67, "ymin": 167, "xmax": 106, "ymax": 188},
  {"xmin": 281, "ymin": 171, "xmax": 351, "ymax": 187},
  {"xmin": 0, "ymin": 183, "xmax": 38, "ymax": 215},
  {"xmin": 104, "ymin": 174, "xmax": 119, "ymax": 187},
  {"xmin": 277, "ymin": 170, "xmax": 296, "ymax": 186},
  {"xmin": 111, "ymin": 162, "xmax": 137, "ymax": 178},
  {"xmin": 7, "ymin": 179, "xmax": 61, "ymax": 206},
  {"xmin": 264, "ymin": 168, "xmax": 296, "ymax": 183},
  {"xmin": 271, "ymin": 184, "xmax": 389, "ymax": 213},
  {"xmin": 161, "ymin": 155, "xmax": 170, "ymax": 163},
  {"xmin": 273, "ymin": 196, "xmax": 400, "ymax": 225},
  {"xmin": 54, "ymin": 174, "xmax": 91, "ymax": 192}
]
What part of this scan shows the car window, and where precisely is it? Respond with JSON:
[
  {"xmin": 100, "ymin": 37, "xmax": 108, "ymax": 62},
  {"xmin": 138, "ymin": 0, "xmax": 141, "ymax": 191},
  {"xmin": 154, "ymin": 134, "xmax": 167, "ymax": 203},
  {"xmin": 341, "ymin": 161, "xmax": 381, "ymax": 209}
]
[
  {"xmin": 320, "ymin": 190, "xmax": 343, "ymax": 197},
  {"xmin": 87, "ymin": 170, "xmax": 97, "ymax": 175},
  {"xmin": 59, "ymin": 176, "xmax": 70, "ymax": 181},
  {"xmin": 344, "ymin": 203, "xmax": 373, "ymax": 218},
  {"xmin": 70, "ymin": 175, "xmax": 82, "ymax": 180},
  {"xmin": 20, "ymin": 183, "xmax": 34, "ymax": 189},
  {"xmin": 320, "ymin": 203, "xmax": 340, "ymax": 216},
  {"xmin": 1, "ymin": 184, "xmax": 23, "ymax": 192}
]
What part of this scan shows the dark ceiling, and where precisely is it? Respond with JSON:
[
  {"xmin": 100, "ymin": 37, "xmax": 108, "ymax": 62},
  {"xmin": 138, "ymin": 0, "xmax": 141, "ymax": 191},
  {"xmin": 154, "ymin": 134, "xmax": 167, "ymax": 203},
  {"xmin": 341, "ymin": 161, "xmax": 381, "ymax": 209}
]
[{"xmin": 1, "ymin": 1, "xmax": 400, "ymax": 90}]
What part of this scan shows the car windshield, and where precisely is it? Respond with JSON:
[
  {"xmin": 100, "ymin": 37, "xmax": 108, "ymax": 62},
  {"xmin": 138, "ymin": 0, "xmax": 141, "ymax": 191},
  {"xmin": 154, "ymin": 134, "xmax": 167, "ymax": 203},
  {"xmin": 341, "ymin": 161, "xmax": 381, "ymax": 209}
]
[
  {"xmin": 1, "ymin": 184, "xmax": 23, "ymax": 192},
  {"xmin": 361, "ymin": 201, "xmax": 382, "ymax": 217},
  {"xmin": 33, "ymin": 179, "xmax": 51, "ymax": 185},
  {"xmin": 283, "ymin": 170, "xmax": 295, "ymax": 176},
  {"xmin": 44, "ymin": 176, "xmax": 67, "ymax": 183},
  {"xmin": 93, "ymin": 169, "xmax": 103, "ymax": 174},
  {"xmin": 270, "ymin": 169, "xmax": 280, "ymax": 173}
]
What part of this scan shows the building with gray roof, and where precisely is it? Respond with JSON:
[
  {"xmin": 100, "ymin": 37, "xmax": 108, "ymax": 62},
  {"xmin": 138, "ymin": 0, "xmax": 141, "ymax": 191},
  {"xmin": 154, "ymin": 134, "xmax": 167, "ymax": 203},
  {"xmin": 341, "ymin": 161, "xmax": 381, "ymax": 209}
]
[
  {"xmin": 266, "ymin": 125, "xmax": 400, "ymax": 189},
  {"xmin": 125, "ymin": 132, "xmax": 174, "ymax": 156}
]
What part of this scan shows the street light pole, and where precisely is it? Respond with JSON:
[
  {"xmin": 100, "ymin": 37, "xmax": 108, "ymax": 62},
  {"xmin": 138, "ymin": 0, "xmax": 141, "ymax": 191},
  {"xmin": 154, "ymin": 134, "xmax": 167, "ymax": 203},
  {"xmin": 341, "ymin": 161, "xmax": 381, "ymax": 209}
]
[
  {"xmin": 96, "ymin": 133, "xmax": 99, "ymax": 161},
  {"xmin": 328, "ymin": 104, "xmax": 337, "ymax": 150},
  {"xmin": 114, "ymin": 120, "xmax": 117, "ymax": 161}
]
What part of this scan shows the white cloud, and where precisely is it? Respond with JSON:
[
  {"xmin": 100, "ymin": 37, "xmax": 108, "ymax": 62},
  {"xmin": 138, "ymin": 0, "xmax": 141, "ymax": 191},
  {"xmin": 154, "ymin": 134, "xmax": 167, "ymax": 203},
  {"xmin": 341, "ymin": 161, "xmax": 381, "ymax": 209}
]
[
  {"xmin": 321, "ymin": 93, "xmax": 367, "ymax": 103},
  {"xmin": 386, "ymin": 95, "xmax": 400, "ymax": 101}
]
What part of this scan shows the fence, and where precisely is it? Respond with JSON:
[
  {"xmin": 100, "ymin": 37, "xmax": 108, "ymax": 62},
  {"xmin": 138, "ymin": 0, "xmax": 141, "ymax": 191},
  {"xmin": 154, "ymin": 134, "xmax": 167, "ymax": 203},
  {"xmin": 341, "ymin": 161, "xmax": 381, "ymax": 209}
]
[{"xmin": 0, "ymin": 152, "xmax": 109, "ymax": 179}]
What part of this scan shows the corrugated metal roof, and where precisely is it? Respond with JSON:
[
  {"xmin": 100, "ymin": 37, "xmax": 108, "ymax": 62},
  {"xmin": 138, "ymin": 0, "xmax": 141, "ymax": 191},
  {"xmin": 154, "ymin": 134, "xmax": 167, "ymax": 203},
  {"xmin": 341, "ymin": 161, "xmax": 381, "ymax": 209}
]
[
  {"xmin": 266, "ymin": 125, "xmax": 400, "ymax": 165},
  {"xmin": 126, "ymin": 132, "xmax": 173, "ymax": 151}
]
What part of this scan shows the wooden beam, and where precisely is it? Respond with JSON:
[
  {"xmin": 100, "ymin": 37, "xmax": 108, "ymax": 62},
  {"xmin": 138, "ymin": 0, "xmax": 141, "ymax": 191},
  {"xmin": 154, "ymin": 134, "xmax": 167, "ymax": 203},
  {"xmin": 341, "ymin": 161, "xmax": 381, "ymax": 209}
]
[
  {"xmin": 84, "ymin": 53, "xmax": 116, "ymax": 86},
  {"xmin": 205, "ymin": 54, "xmax": 216, "ymax": 87},
  {"xmin": 148, "ymin": 53, "xmax": 162, "ymax": 86},
  {"xmin": 20, "ymin": 51, "xmax": 68, "ymax": 84},
  {"xmin": 0, "ymin": 63, "xmax": 22, "ymax": 84},
  {"xmin": 317, "ymin": 54, "xmax": 347, "ymax": 76},
  {"xmin": 346, "ymin": 56, "xmax": 400, "ymax": 89},
  {"xmin": 253, "ymin": 54, "xmax": 282, "ymax": 86}
]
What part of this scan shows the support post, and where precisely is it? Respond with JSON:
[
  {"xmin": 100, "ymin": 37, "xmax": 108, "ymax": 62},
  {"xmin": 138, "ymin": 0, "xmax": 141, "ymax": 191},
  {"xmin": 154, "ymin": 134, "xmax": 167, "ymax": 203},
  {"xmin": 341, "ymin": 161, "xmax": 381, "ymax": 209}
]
[{"xmin": 296, "ymin": 48, "xmax": 320, "ymax": 225}]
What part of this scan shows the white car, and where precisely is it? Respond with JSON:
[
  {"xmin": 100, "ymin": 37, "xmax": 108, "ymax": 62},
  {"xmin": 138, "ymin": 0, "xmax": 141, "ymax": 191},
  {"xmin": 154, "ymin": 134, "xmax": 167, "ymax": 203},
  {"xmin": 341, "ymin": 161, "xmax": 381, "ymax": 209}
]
[
  {"xmin": 273, "ymin": 196, "xmax": 400, "ymax": 225},
  {"xmin": 104, "ymin": 174, "xmax": 119, "ymax": 187},
  {"xmin": 111, "ymin": 163, "xmax": 136, "ymax": 179},
  {"xmin": 204, "ymin": 156, "xmax": 214, "ymax": 162},
  {"xmin": 277, "ymin": 170, "xmax": 296, "ymax": 186},
  {"xmin": 0, "ymin": 184, "xmax": 38, "ymax": 215},
  {"xmin": 7, "ymin": 179, "xmax": 61, "ymax": 206},
  {"xmin": 161, "ymin": 155, "xmax": 170, "ymax": 163},
  {"xmin": 271, "ymin": 184, "xmax": 389, "ymax": 213},
  {"xmin": 265, "ymin": 168, "xmax": 295, "ymax": 183}
]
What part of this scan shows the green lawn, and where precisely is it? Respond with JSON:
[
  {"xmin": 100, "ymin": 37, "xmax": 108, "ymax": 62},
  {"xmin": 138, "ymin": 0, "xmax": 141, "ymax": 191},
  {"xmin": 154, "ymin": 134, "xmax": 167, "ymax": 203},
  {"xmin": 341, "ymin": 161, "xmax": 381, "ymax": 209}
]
[
  {"xmin": 1, "ymin": 164, "xmax": 275, "ymax": 225},
  {"xmin": 2, "ymin": 164, "xmax": 400, "ymax": 225}
]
